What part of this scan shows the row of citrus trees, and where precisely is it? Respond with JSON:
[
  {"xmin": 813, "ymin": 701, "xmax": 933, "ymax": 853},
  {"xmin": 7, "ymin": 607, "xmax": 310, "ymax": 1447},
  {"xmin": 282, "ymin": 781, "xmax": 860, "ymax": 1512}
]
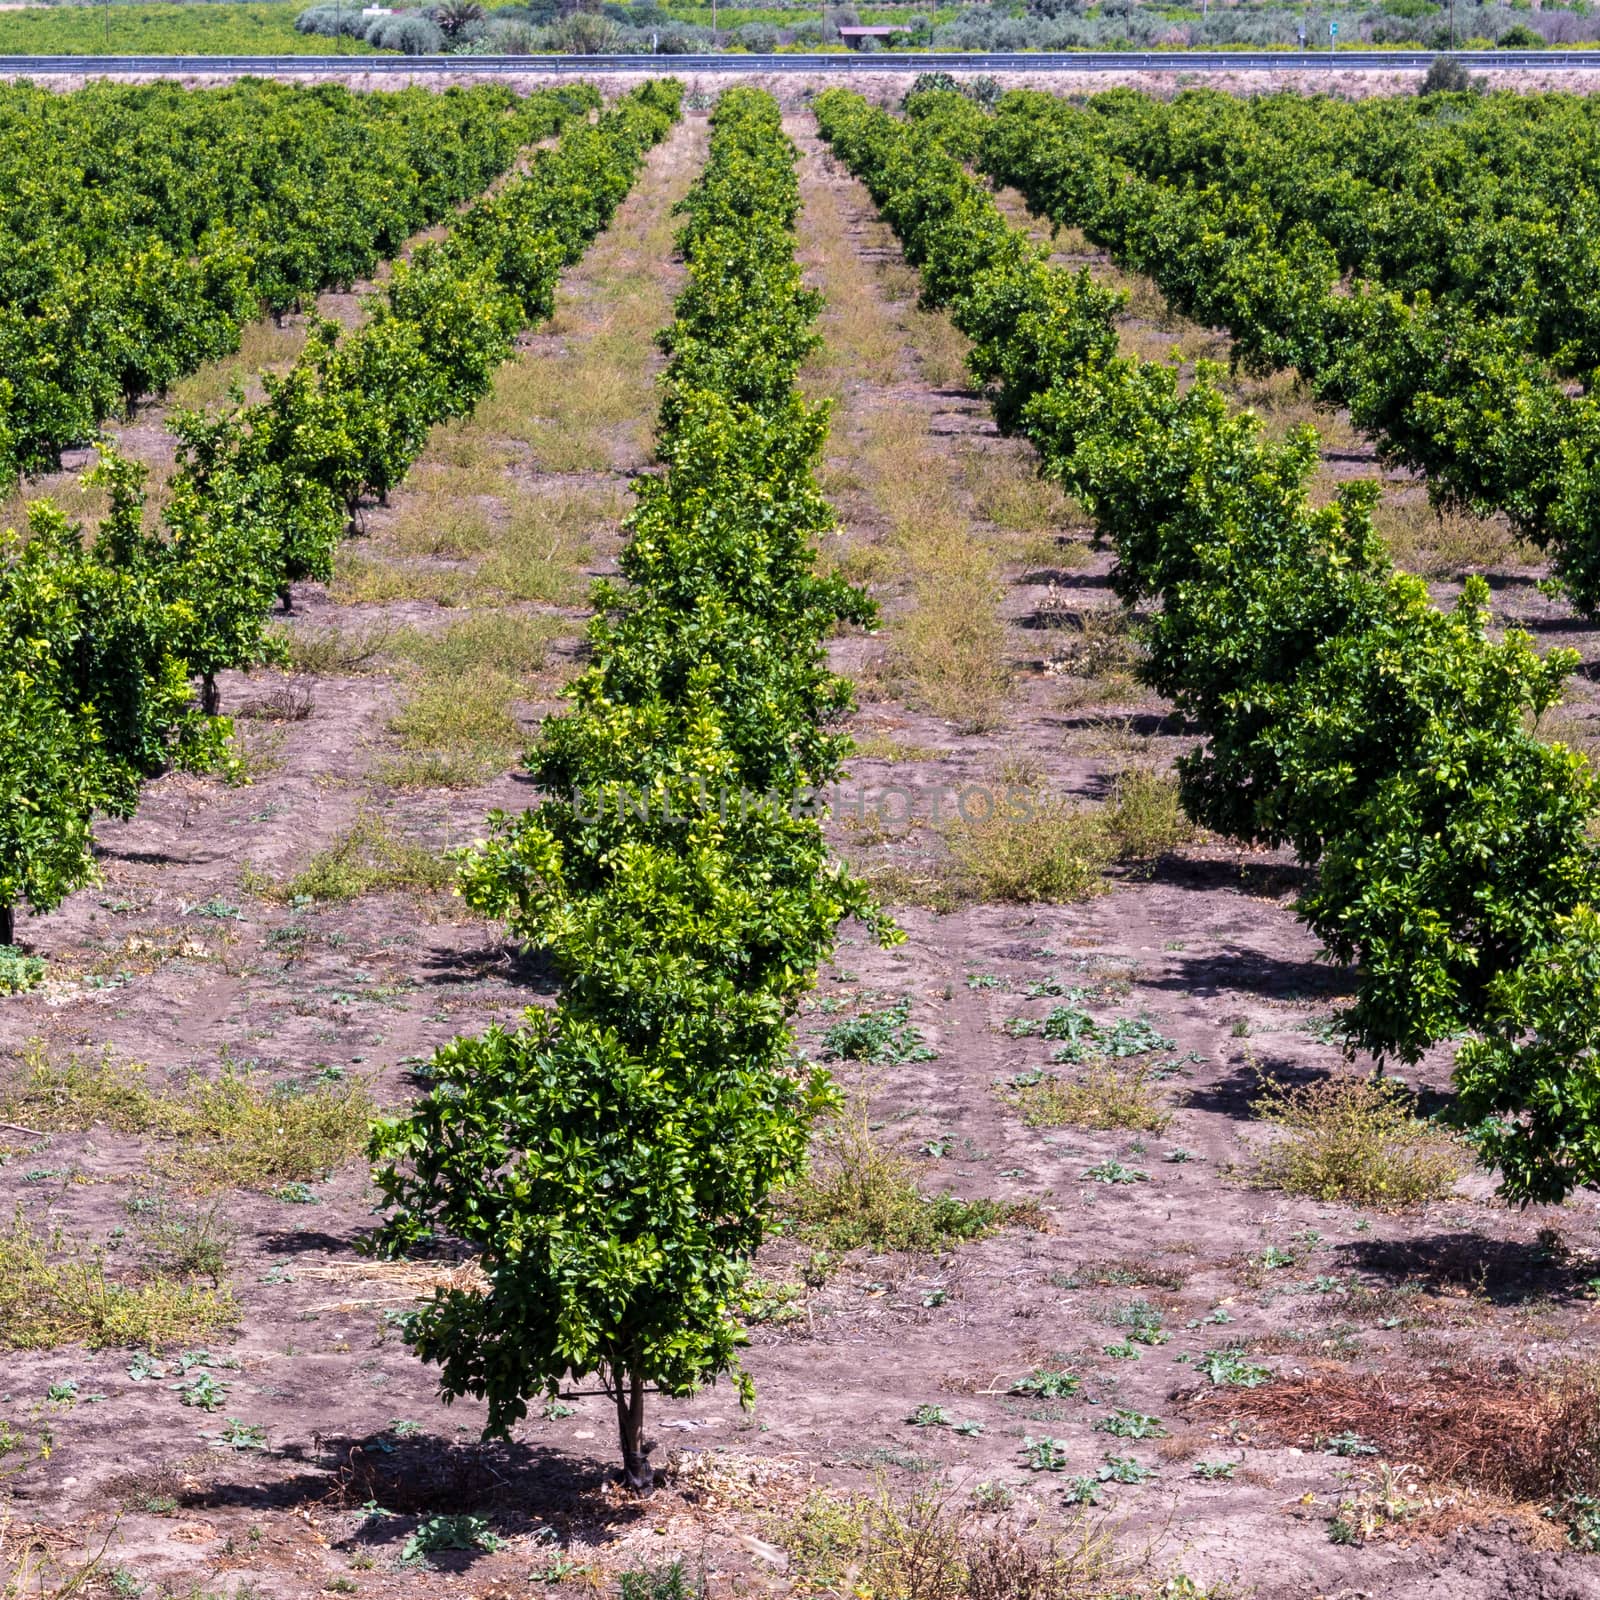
[
  {"xmin": 816, "ymin": 86, "xmax": 1600, "ymax": 1205},
  {"xmin": 368, "ymin": 87, "xmax": 893, "ymax": 1490},
  {"xmin": 959, "ymin": 89, "xmax": 1600, "ymax": 619},
  {"xmin": 0, "ymin": 80, "xmax": 599, "ymax": 487},
  {"xmin": 0, "ymin": 82, "xmax": 681, "ymax": 954},
  {"xmin": 1060, "ymin": 86, "xmax": 1600, "ymax": 379}
]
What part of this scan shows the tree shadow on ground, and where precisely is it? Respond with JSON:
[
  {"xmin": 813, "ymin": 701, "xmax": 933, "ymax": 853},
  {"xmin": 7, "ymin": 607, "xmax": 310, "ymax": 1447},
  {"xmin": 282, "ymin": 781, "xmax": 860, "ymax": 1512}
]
[{"xmin": 1335, "ymin": 1232, "xmax": 1598, "ymax": 1309}]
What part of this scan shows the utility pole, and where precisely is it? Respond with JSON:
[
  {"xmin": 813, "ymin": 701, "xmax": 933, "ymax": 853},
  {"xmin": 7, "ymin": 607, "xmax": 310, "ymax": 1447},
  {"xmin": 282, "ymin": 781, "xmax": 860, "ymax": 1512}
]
[{"xmin": 1450, "ymin": 0, "xmax": 1457, "ymax": 48}]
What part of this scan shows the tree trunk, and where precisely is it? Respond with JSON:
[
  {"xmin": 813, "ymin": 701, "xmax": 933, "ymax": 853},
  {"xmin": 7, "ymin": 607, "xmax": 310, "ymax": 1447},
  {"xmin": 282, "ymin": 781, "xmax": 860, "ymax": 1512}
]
[
  {"xmin": 279, "ymin": 584, "xmax": 294, "ymax": 615},
  {"xmin": 613, "ymin": 1372, "xmax": 653, "ymax": 1493},
  {"xmin": 201, "ymin": 674, "xmax": 220, "ymax": 718},
  {"xmin": 0, "ymin": 905, "xmax": 12, "ymax": 948}
]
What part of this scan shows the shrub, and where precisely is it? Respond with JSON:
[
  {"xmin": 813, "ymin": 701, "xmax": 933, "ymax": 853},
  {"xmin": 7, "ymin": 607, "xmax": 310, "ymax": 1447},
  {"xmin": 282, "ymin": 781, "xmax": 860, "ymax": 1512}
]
[
  {"xmin": 1251, "ymin": 1073, "xmax": 1464, "ymax": 1209},
  {"xmin": 1420, "ymin": 54, "xmax": 1477, "ymax": 92},
  {"xmin": 364, "ymin": 12, "xmax": 444, "ymax": 50}
]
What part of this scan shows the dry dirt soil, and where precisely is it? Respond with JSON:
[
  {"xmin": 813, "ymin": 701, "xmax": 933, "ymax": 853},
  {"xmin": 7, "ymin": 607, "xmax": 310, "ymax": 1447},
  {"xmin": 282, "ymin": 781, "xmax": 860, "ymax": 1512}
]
[{"xmin": 4, "ymin": 89, "xmax": 1600, "ymax": 1600}]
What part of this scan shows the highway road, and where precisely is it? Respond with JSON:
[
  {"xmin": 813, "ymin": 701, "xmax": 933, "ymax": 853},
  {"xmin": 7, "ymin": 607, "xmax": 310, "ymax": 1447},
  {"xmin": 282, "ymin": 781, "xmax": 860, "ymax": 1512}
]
[{"xmin": 1, "ymin": 48, "xmax": 1597, "ymax": 74}]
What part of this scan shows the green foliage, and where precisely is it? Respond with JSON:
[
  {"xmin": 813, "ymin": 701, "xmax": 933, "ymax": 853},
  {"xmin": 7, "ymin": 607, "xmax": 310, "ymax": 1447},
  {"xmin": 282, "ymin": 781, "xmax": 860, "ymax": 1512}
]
[
  {"xmin": 1096, "ymin": 1408, "xmax": 1167, "ymax": 1439},
  {"xmin": 820, "ymin": 999, "xmax": 936, "ymax": 1063},
  {"xmin": 1009, "ymin": 1367, "xmax": 1080, "ymax": 1399},
  {"xmin": 0, "ymin": 80, "xmax": 572, "ymax": 483},
  {"xmin": 0, "ymin": 2, "xmax": 383, "ymax": 54},
  {"xmin": 0, "ymin": 84, "xmax": 662, "ymax": 946},
  {"xmin": 373, "ymin": 88, "xmax": 887, "ymax": 1495},
  {"xmin": 814, "ymin": 87, "xmax": 1600, "ymax": 1205},
  {"xmin": 781, "ymin": 1101, "xmax": 1015, "ymax": 1253},
  {"xmin": 0, "ymin": 946, "xmax": 43, "ymax": 994},
  {"xmin": 1191, "ymin": 1349, "xmax": 1273, "ymax": 1388},
  {"xmin": 400, "ymin": 1515, "xmax": 502, "ymax": 1569}
]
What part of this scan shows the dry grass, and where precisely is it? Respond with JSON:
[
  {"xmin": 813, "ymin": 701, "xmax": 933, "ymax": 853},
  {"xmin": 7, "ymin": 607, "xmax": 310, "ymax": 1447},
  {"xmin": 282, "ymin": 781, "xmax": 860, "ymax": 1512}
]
[
  {"xmin": 962, "ymin": 437, "xmax": 1075, "ymax": 537},
  {"xmin": 271, "ymin": 622, "xmax": 393, "ymax": 676},
  {"xmin": 328, "ymin": 550, "xmax": 467, "ymax": 607},
  {"xmin": 1004, "ymin": 1061, "xmax": 1172, "ymax": 1132},
  {"xmin": 1040, "ymin": 602, "xmax": 1144, "ymax": 704},
  {"xmin": 1104, "ymin": 765, "xmax": 1199, "ymax": 862},
  {"xmin": 0, "ymin": 1213, "xmax": 238, "ymax": 1351},
  {"xmin": 0, "ymin": 1044, "xmax": 376, "ymax": 1194},
  {"xmin": 475, "ymin": 489, "xmax": 611, "ymax": 604},
  {"xmin": 387, "ymin": 612, "xmax": 561, "ymax": 681},
  {"xmin": 1182, "ymin": 1360, "xmax": 1600, "ymax": 1508},
  {"xmin": 782, "ymin": 1100, "xmax": 1027, "ymax": 1254},
  {"xmin": 864, "ymin": 409, "xmax": 1010, "ymax": 733},
  {"xmin": 385, "ymin": 671, "xmax": 524, "ymax": 787},
  {"xmin": 945, "ymin": 793, "xmax": 1113, "ymax": 905},
  {"xmin": 800, "ymin": 167, "xmax": 904, "ymax": 390},
  {"xmin": 1250, "ymin": 1072, "xmax": 1466, "ymax": 1210},
  {"xmin": 1376, "ymin": 494, "xmax": 1538, "ymax": 578},
  {"xmin": 166, "ymin": 317, "xmax": 307, "ymax": 412},
  {"xmin": 390, "ymin": 490, "xmax": 498, "ymax": 559},
  {"xmin": 254, "ymin": 811, "xmax": 456, "ymax": 901},
  {"xmin": 773, "ymin": 1484, "xmax": 1166, "ymax": 1600}
]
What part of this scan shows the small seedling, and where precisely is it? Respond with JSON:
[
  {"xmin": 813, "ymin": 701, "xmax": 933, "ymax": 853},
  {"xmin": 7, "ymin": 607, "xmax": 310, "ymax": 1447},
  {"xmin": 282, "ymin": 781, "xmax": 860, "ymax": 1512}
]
[
  {"xmin": 175, "ymin": 1374, "xmax": 230, "ymax": 1412},
  {"xmin": 273, "ymin": 1181, "xmax": 318, "ymax": 1205},
  {"xmin": 966, "ymin": 973, "xmax": 1002, "ymax": 990},
  {"xmin": 908, "ymin": 1405, "xmax": 951, "ymax": 1428},
  {"xmin": 1096, "ymin": 1409, "xmax": 1167, "ymax": 1440},
  {"xmin": 921, "ymin": 1288, "xmax": 948, "ymax": 1307},
  {"xmin": 1193, "ymin": 1460, "xmax": 1236, "ymax": 1481},
  {"xmin": 45, "ymin": 1381, "xmax": 79, "ymax": 1405},
  {"xmin": 389, "ymin": 1419, "xmax": 422, "ymax": 1437},
  {"xmin": 971, "ymin": 1480, "xmax": 1013, "ymax": 1510},
  {"xmin": 205, "ymin": 1419, "xmax": 268, "ymax": 1451},
  {"xmin": 1192, "ymin": 1350, "xmax": 1272, "ymax": 1388},
  {"xmin": 540, "ymin": 1398, "xmax": 576, "ymax": 1421},
  {"xmin": 919, "ymin": 1136, "xmax": 955, "ymax": 1158},
  {"xmin": 530, "ymin": 1551, "xmax": 591, "ymax": 1584},
  {"xmin": 1020, "ymin": 1435, "xmax": 1071, "ymax": 1472},
  {"xmin": 1103, "ymin": 1341, "xmax": 1140, "ymax": 1360},
  {"xmin": 1165, "ymin": 1148, "xmax": 1198, "ymax": 1163},
  {"xmin": 1081, "ymin": 1160, "xmax": 1147, "ymax": 1185},
  {"xmin": 952, "ymin": 1419, "xmax": 984, "ymax": 1437},
  {"xmin": 399, "ymin": 1513, "xmax": 503, "ymax": 1569},
  {"xmin": 1063, "ymin": 1473, "xmax": 1103, "ymax": 1505},
  {"xmin": 1323, "ymin": 1431, "xmax": 1379, "ymax": 1457},
  {"xmin": 1099, "ymin": 1455, "xmax": 1157, "ymax": 1484},
  {"xmin": 1010, "ymin": 1368, "xmax": 1080, "ymax": 1399}
]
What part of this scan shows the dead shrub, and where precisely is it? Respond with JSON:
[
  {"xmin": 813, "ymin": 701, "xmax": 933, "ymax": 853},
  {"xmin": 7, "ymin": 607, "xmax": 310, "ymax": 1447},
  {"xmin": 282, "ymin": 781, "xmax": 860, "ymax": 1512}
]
[{"xmin": 1182, "ymin": 1360, "xmax": 1600, "ymax": 1506}]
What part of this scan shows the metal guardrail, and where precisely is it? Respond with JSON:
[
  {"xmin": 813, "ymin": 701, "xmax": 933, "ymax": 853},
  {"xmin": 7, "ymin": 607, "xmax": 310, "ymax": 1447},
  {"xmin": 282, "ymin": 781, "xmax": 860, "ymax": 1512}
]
[{"xmin": 1, "ymin": 49, "xmax": 1598, "ymax": 74}]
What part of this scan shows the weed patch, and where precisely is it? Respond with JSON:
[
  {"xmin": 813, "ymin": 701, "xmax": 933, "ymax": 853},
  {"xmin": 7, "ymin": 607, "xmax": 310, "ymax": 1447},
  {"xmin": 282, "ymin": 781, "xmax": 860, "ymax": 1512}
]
[
  {"xmin": 1251, "ymin": 1073, "xmax": 1464, "ymax": 1210},
  {"xmin": 782, "ymin": 1103, "xmax": 1026, "ymax": 1254},
  {"xmin": 945, "ymin": 795, "xmax": 1112, "ymax": 905},
  {"xmin": 0, "ymin": 1213, "xmax": 238, "ymax": 1350},
  {"xmin": 259, "ymin": 813, "xmax": 456, "ymax": 902},
  {"xmin": 1003, "ymin": 1062, "xmax": 1171, "ymax": 1132}
]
